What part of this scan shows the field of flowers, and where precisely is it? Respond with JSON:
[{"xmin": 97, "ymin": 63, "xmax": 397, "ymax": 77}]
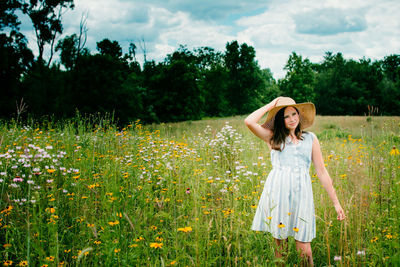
[{"xmin": 0, "ymin": 115, "xmax": 399, "ymax": 266}]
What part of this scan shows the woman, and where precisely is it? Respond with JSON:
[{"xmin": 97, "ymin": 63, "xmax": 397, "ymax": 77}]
[{"xmin": 244, "ymin": 97, "xmax": 346, "ymax": 266}]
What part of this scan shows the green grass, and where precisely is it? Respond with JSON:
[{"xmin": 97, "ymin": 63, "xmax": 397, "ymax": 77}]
[{"xmin": 0, "ymin": 115, "xmax": 399, "ymax": 266}]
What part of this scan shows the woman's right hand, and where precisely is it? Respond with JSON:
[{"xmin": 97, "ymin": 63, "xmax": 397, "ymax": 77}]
[
  {"xmin": 270, "ymin": 96, "xmax": 283, "ymax": 107},
  {"xmin": 266, "ymin": 96, "xmax": 283, "ymax": 112}
]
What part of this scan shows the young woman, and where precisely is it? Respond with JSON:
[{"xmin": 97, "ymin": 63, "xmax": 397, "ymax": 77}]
[{"xmin": 244, "ymin": 97, "xmax": 346, "ymax": 266}]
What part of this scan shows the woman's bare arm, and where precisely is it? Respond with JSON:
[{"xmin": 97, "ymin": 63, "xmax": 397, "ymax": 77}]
[
  {"xmin": 244, "ymin": 97, "xmax": 281, "ymax": 144},
  {"xmin": 311, "ymin": 135, "xmax": 346, "ymax": 221}
]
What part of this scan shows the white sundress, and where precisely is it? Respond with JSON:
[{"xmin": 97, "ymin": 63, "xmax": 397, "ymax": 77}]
[{"xmin": 251, "ymin": 131, "xmax": 316, "ymax": 242}]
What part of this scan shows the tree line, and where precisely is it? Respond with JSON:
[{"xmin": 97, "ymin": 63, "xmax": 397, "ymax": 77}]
[{"xmin": 1, "ymin": 1, "xmax": 400, "ymax": 125}]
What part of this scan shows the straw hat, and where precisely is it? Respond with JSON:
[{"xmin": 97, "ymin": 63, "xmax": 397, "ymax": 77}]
[{"xmin": 261, "ymin": 97, "xmax": 316, "ymax": 130}]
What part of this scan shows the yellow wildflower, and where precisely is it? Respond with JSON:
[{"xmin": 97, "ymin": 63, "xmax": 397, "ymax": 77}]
[
  {"xmin": 150, "ymin": 242, "xmax": 163, "ymax": 248},
  {"xmin": 390, "ymin": 146, "xmax": 400, "ymax": 156},
  {"xmin": 177, "ymin": 226, "xmax": 193, "ymax": 233},
  {"xmin": 108, "ymin": 220, "xmax": 119, "ymax": 226}
]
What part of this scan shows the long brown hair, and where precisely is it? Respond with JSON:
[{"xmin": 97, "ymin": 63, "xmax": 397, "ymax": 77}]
[{"xmin": 270, "ymin": 107, "xmax": 303, "ymax": 151}]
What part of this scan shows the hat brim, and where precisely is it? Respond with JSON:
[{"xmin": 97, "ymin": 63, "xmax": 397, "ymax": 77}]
[{"xmin": 261, "ymin": 102, "xmax": 316, "ymax": 130}]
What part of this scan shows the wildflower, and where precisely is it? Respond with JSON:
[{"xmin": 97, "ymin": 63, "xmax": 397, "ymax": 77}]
[
  {"xmin": 94, "ymin": 241, "xmax": 101, "ymax": 245},
  {"xmin": 46, "ymin": 207, "xmax": 56, "ymax": 214},
  {"xmin": 47, "ymin": 169, "xmax": 56, "ymax": 174},
  {"xmin": 46, "ymin": 256, "xmax": 54, "ymax": 262},
  {"xmin": 150, "ymin": 242, "xmax": 163, "ymax": 249},
  {"xmin": 150, "ymin": 225, "xmax": 157, "ymax": 230},
  {"xmin": 278, "ymin": 222, "xmax": 285, "ymax": 228},
  {"xmin": 3, "ymin": 260, "xmax": 13, "ymax": 266},
  {"xmin": 293, "ymin": 227, "xmax": 299, "ymax": 232},
  {"xmin": 334, "ymin": 256, "xmax": 341, "ymax": 261},
  {"xmin": 108, "ymin": 220, "xmax": 119, "ymax": 226},
  {"xmin": 13, "ymin": 177, "xmax": 23, "ymax": 182},
  {"xmin": 170, "ymin": 260, "xmax": 177, "ymax": 265},
  {"xmin": 357, "ymin": 250, "xmax": 366, "ymax": 256},
  {"xmin": 370, "ymin": 236, "xmax": 378, "ymax": 243},
  {"xmin": 177, "ymin": 226, "xmax": 193, "ymax": 233},
  {"xmin": 185, "ymin": 187, "xmax": 190, "ymax": 194},
  {"xmin": 114, "ymin": 249, "xmax": 121, "ymax": 253},
  {"xmin": 18, "ymin": 260, "xmax": 28, "ymax": 266},
  {"xmin": 390, "ymin": 146, "xmax": 400, "ymax": 156}
]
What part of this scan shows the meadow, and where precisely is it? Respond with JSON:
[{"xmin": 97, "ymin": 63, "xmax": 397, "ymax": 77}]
[{"xmin": 0, "ymin": 114, "xmax": 399, "ymax": 266}]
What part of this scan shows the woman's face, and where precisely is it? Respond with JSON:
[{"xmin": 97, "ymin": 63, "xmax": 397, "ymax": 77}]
[{"xmin": 283, "ymin": 107, "xmax": 299, "ymax": 131}]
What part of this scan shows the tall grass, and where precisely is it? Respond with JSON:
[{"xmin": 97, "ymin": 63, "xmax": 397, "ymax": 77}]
[{"xmin": 0, "ymin": 115, "xmax": 399, "ymax": 266}]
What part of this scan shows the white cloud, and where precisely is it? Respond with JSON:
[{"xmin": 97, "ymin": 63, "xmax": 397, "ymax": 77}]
[{"xmin": 19, "ymin": 0, "xmax": 400, "ymax": 79}]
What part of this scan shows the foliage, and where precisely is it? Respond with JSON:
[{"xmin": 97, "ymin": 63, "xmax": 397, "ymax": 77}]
[{"xmin": 0, "ymin": 116, "xmax": 399, "ymax": 266}]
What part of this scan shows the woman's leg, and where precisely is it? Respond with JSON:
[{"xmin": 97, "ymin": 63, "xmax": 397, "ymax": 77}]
[
  {"xmin": 274, "ymin": 238, "xmax": 288, "ymax": 259},
  {"xmin": 295, "ymin": 240, "xmax": 313, "ymax": 266}
]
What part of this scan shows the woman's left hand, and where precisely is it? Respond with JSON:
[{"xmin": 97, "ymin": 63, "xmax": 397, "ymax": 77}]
[{"xmin": 334, "ymin": 203, "xmax": 346, "ymax": 221}]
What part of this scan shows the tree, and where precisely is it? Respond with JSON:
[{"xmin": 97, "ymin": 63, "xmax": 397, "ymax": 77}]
[
  {"xmin": 279, "ymin": 52, "xmax": 315, "ymax": 103},
  {"xmin": 0, "ymin": 0, "xmax": 34, "ymax": 117},
  {"xmin": 96, "ymin": 38, "xmax": 122, "ymax": 59},
  {"xmin": 381, "ymin": 54, "xmax": 400, "ymax": 83},
  {"xmin": 21, "ymin": 0, "xmax": 75, "ymax": 65},
  {"xmin": 224, "ymin": 41, "xmax": 266, "ymax": 115}
]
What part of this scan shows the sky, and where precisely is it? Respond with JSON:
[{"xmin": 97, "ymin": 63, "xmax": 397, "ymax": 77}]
[{"xmin": 20, "ymin": 0, "xmax": 400, "ymax": 79}]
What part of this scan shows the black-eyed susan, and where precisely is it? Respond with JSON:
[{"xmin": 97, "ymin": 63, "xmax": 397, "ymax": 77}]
[
  {"xmin": 108, "ymin": 220, "xmax": 119, "ymax": 226},
  {"xmin": 390, "ymin": 146, "xmax": 400, "ymax": 156},
  {"xmin": 293, "ymin": 227, "xmax": 299, "ymax": 232},
  {"xmin": 278, "ymin": 222, "xmax": 285, "ymax": 228},
  {"xmin": 150, "ymin": 242, "xmax": 163, "ymax": 249},
  {"xmin": 177, "ymin": 226, "xmax": 193, "ymax": 233},
  {"xmin": 3, "ymin": 260, "xmax": 13, "ymax": 266}
]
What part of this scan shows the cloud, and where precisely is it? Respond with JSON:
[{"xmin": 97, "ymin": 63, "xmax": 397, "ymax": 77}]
[
  {"xmin": 121, "ymin": 0, "xmax": 269, "ymax": 22},
  {"xmin": 18, "ymin": 0, "xmax": 400, "ymax": 79},
  {"xmin": 293, "ymin": 8, "xmax": 367, "ymax": 35}
]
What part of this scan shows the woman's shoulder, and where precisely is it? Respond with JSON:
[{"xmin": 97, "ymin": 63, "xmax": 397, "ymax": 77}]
[{"xmin": 302, "ymin": 131, "xmax": 317, "ymax": 141}]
